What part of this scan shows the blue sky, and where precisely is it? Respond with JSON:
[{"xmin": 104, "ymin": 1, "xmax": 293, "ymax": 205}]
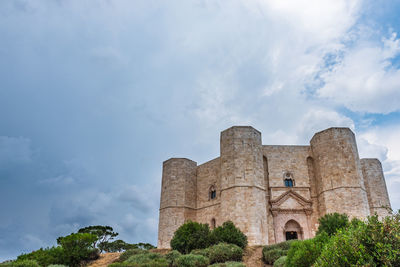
[{"xmin": 1, "ymin": 0, "xmax": 400, "ymax": 261}]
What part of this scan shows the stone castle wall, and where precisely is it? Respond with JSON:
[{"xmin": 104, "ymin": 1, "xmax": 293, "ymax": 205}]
[{"xmin": 157, "ymin": 126, "xmax": 391, "ymax": 248}]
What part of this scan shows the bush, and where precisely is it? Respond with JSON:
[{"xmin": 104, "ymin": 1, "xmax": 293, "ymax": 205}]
[
  {"xmin": 109, "ymin": 263, "xmax": 140, "ymax": 267},
  {"xmin": 175, "ymin": 254, "xmax": 209, "ymax": 267},
  {"xmin": 165, "ymin": 250, "xmax": 181, "ymax": 266},
  {"xmin": 125, "ymin": 252, "xmax": 163, "ymax": 264},
  {"xmin": 190, "ymin": 248, "xmax": 210, "ymax": 257},
  {"xmin": 57, "ymin": 232, "xmax": 98, "ymax": 267},
  {"xmin": 16, "ymin": 246, "xmax": 65, "ymax": 266},
  {"xmin": 5, "ymin": 260, "xmax": 40, "ymax": 267},
  {"xmin": 273, "ymin": 256, "xmax": 287, "ymax": 267},
  {"xmin": 315, "ymin": 213, "xmax": 400, "ymax": 266},
  {"xmin": 48, "ymin": 265, "xmax": 68, "ymax": 267},
  {"xmin": 263, "ymin": 240, "xmax": 295, "ymax": 252},
  {"xmin": 207, "ymin": 243, "xmax": 243, "ymax": 264},
  {"xmin": 263, "ymin": 249, "xmax": 286, "ymax": 265},
  {"xmin": 170, "ymin": 221, "xmax": 211, "ymax": 254},
  {"xmin": 119, "ymin": 249, "xmax": 149, "ymax": 262},
  {"xmin": 286, "ymin": 232, "xmax": 329, "ymax": 267},
  {"xmin": 208, "ymin": 262, "xmax": 245, "ymax": 267},
  {"xmin": 210, "ymin": 221, "xmax": 247, "ymax": 249},
  {"xmin": 316, "ymin": 213, "xmax": 349, "ymax": 237}
]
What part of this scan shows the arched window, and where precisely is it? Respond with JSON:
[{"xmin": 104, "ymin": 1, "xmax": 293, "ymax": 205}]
[
  {"xmin": 283, "ymin": 172, "xmax": 294, "ymax": 187},
  {"xmin": 211, "ymin": 218, "xmax": 216, "ymax": 229},
  {"xmin": 284, "ymin": 178, "xmax": 294, "ymax": 187},
  {"xmin": 209, "ymin": 185, "xmax": 217, "ymax": 200}
]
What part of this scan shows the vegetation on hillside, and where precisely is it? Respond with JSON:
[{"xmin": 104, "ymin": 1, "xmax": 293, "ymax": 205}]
[
  {"xmin": 263, "ymin": 210, "xmax": 400, "ymax": 267},
  {"xmin": 0, "ymin": 225, "xmax": 154, "ymax": 267}
]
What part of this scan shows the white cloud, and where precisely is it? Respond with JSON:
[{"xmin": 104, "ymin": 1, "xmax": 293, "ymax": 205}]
[
  {"xmin": 318, "ymin": 32, "xmax": 400, "ymax": 113},
  {"xmin": 357, "ymin": 125, "xmax": 400, "ymax": 211}
]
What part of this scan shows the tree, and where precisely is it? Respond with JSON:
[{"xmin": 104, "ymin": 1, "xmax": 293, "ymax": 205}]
[
  {"xmin": 210, "ymin": 221, "xmax": 248, "ymax": 248},
  {"xmin": 78, "ymin": 225, "xmax": 118, "ymax": 252},
  {"xmin": 316, "ymin": 213, "xmax": 349, "ymax": 236},
  {"xmin": 170, "ymin": 221, "xmax": 211, "ymax": 254},
  {"xmin": 57, "ymin": 233, "xmax": 98, "ymax": 267}
]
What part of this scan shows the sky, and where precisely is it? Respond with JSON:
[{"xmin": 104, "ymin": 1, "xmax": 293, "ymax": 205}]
[{"xmin": 1, "ymin": 0, "xmax": 400, "ymax": 261}]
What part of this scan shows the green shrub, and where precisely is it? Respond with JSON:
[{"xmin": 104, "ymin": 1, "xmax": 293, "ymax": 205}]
[
  {"xmin": 47, "ymin": 265, "xmax": 68, "ymax": 267},
  {"xmin": 170, "ymin": 221, "xmax": 211, "ymax": 254},
  {"xmin": 109, "ymin": 263, "xmax": 139, "ymax": 267},
  {"xmin": 7, "ymin": 260, "xmax": 40, "ymax": 267},
  {"xmin": 263, "ymin": 249, "xmax": 286, "ymax": 265},
  {"xmin": 316, "ymin": 213, "xmax": 349, "ymax": 236},
  {"xmin": 125, "ymin": 252, "xmax": 163, "ymax": 264},
  {"xmin": 286, "ymin": 232, "xmax": 329, "ymax": 267},
  {"xmin": 175, "ymin": 254, "xmax": 209, "ymax": 267},
  {"xmin": 273, "ymin": 256, "xmax": 287, "ymax": 267},
  {"xmin": 210, "ymin": 221, "xmax": 247, "ymax": 249},
  {"xmin": 207, "ymin": 243, "xmax": 243, "ymax": 264},
  {"xmin": 119, "ymin": 249, "xmax": 149, "ymax": 262},
  {"xmin": 57, "ymin": 232, "xmax": 99, "ymax": 267},
  {"xmin": 263, "ymin": 240, "xmax": 295, "ymax": 252},
  {"xmin": 315, "ymin": 213, "xmax": 400, "ymax": 266},
  {"xmin": 190, "ymin": 248, "xmax": 210, "ymax": 257},
  {"xmin": 16, "ymin": 246, "xmax": 65, "ymax": 266},
  {"xmin": 165, "ymin": 250, "xmax": 181, "ymax": 266},
  {"xmin": 208, "ymin": 262, "xmax": 245, "ymax": 267}
]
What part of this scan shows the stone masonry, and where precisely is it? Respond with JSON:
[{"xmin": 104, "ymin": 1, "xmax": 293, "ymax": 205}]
[{"xmin": 157, "ymin": 126, "xmax": 392, "ymax": 248}]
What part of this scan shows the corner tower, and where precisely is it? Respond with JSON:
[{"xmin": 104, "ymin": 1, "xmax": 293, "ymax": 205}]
[
  {"xmin": 310, "ymin": 128, "xmax": 370, "ymax": 219},
  {"xmin": 157, "ymin": 158, "xmax": 197, "ymax": 248},
  {"xmin": 220, "ymin": 126, "xmax": 268, "ymax": 245},
  {"xmin": 361, "ymin": 158, "xmax": 391, "ymax": 218}
]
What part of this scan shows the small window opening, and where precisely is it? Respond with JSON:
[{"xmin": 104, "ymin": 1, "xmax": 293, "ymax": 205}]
[
  {"xmin": 284, "ymin": 179, "xmax": 294, "ymax": 187},
  {"xmin": 209, "ymin": 185, "xmax": 217, "ymax": 200},
  {"xmin": 211, "ymin": 218, "xmax": 216, "ymax": 229}
]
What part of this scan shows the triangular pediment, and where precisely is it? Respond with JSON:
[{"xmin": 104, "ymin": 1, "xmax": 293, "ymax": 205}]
[{"xmin": 270, "ymin": 190, "xmax": 312, "ymax": 211}]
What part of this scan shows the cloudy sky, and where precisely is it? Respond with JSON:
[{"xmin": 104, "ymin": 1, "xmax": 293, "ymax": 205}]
[{"xmin": 1, "ymin": 0, "xmax": 400, "ymax": 261}]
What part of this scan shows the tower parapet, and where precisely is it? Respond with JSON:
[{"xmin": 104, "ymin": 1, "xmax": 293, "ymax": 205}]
[
  {"xmin": 310, "ymin": 127, "xmax": 370, "ymax": 219},
  {"xmin": 157, "ymin": 158, "xmax": 197, "ymax": 248}
]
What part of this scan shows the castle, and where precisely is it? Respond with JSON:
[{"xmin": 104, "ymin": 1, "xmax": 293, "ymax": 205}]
[{"xmin": 157, "ymin": 126, "xmax": 391, "ymax": 248}]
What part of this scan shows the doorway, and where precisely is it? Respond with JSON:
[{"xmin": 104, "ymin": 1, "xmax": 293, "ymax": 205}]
[{"xmin": 285, "ymin": 231, "xmax": 298, "ymax": 240}]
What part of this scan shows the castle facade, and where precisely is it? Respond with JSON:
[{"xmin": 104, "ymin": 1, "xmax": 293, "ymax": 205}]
[{"xmin": 157, "ymin": 126, "xmax": 391, "ymax": 248}]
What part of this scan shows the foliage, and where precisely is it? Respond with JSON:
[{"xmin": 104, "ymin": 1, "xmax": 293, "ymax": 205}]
[
  {"xmin": 210, "ymin": 221, "xmax": 248, "ymax": 249},
  {"xmin": 190, "ymin": 248, "xmax": 210, "ymax": 257},
  {"xmin": 208, "ymin": 262, "xmax": 245, "ymax": 267},
  {"xmin": 262, "ymin": 240, "xmax": 295, "ymax": 252},
  {"xmin": 119, "ymin": 249, "xmax": 149, "ymax": 262},
  {"xmin": 316, "ymin": 212, "xmax": 349, "ymax": 237},
  {"xmin": 315, "ymin": 212, "xmax": 400, "ymax": 266},
  {"xmin": 273, "ymin": 256, "xmax": 287, "ymax": 267},
  {"xmin": 165, "ymin": 250, "xmax": 181, "ymax": 266},
  {"xmin": 285, "ymin": 232, "xmax": 329, "ymax": 267},
  {"xmin": 136, "ymin": 243, "xmax": 155, "ymax": 250},
  {"xmin": 170, "ymin": 221, "xmax": 211, "ymax": 254},
  {"xmin": 16, "ymin": 246, "xmax": 65, "ymax": 266},
  {"xmin": 124, "ymin": 252, "xmax": 168, "ymax": 267},
  {"xmin": 175, "ymin": 254, "xmax": 209, "ymax": 267},
  {"xmin": 99, "ymin": 240, "xmax": 138, "ymax": 252},
  {"xmin": 78, "ymin": 225, "xmax": 118, "ymax": 252},
  {"xmin": 263, "ymin": 249, "xmax": 286, "ymax": 265},
  {"xmin": 207, "ymin": 243, "xmax": 243, "ymax": 264},
  {"xmin": 0, "ymin": 260, "xmax": 40, "ymax": 267},
  {"xmin": 47, "ymin": 265, "xmax": 68, "ymax": 267},
  {"xmin": 56, "ymin": 232, "xmax": 99, "ymax": 267}
]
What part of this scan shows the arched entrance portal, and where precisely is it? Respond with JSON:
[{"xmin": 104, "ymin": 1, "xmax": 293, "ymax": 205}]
[{"xmin": 284, "ymin": 220, "xmax": 302, "ymax": 241}]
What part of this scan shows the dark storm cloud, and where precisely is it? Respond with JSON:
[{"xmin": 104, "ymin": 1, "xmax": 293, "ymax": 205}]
[{"xmin": 1, "ymin": 0, "xmax": 400, "ymax": 262}]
